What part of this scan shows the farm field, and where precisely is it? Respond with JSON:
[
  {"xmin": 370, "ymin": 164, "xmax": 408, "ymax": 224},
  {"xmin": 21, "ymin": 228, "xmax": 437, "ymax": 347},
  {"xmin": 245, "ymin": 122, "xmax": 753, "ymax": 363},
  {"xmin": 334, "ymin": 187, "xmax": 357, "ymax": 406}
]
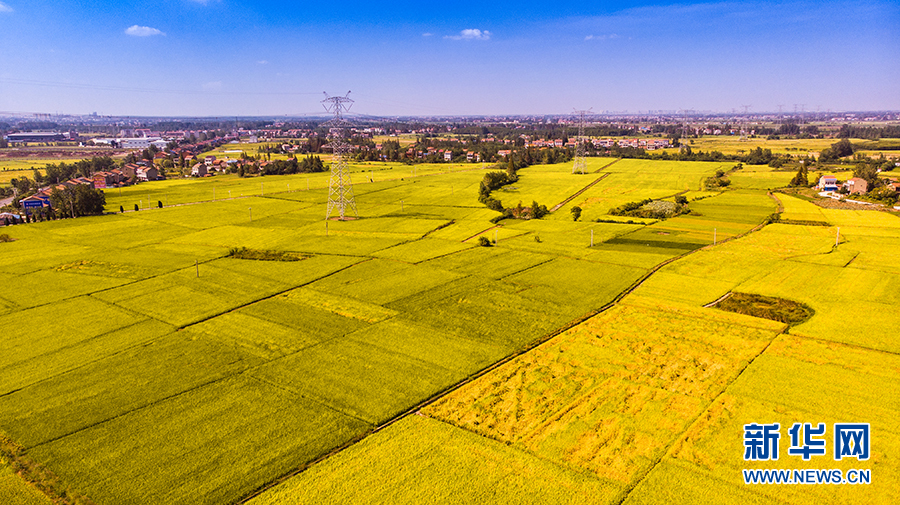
[
  {"xmin": 0, "ymin": 167, "xmax": 48, "ymax": 185},
  {"xmin": 666, "ymin": 136, "xmax": 843, "ymax": 156},
  {"xmin": 251, "ymin": 186, "xmax": 899, "ymax": 502},
  {"xmin": 2, "ymin": 156, "xmax": 895, "ymax": 504}
]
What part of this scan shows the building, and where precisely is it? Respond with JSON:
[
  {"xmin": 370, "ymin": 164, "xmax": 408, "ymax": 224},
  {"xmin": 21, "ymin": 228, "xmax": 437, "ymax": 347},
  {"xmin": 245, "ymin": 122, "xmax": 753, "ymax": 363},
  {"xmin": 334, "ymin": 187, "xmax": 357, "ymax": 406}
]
[
  {"xmin": 119, "ymin": 137, "xmax": 168, "ymax": 150},
  {"xmin": 844, "ymin": 178, "xmax": 868, "ymax": 194},
  {"xmin": 817, "ymin": 175, "xmax": 838, "ymax": 192},
  {"xmin": 136, "ymin": 166, "xmax": 159, "ymax": 182},
  {"xmin": 191, "ymin": 163, "xmax": 208, "ymax": 177},
  {"xmin": 6, "ymin": 132, "xmax": 67, "ymax": 143},
  {"xmin": 20, "ymin": 194, "xmax": 52, "ymax": 212}
]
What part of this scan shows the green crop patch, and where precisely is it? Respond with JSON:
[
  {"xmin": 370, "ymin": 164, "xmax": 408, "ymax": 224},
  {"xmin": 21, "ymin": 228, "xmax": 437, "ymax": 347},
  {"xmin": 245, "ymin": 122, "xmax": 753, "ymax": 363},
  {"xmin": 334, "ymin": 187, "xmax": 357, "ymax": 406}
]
[
  {"xmin": 0, "ymin": 297, "xmax": 147, "ymax": 384},
  {"xmin": 10, "ymin": 269, "xmax": 133, "ymax": 309},
  {"xmin": 0, "ymin": 333, "xmax": 261, "ymax": 448},
  {"xmin": 0, "ymin": 236, "xmax": 94, "ymax": 275},
  {"xmin": 307, "ymin": 258, "xmax": 462, "ymax": 305},
  {"xmin": 51, "ymin": 259, "xmax": 159, "ymax": 279},
  {"xmin": 240, "ymin": 296, "xmax": 371, "ymax": 342},
  {"xmin": 29, "ymin": 375, "xmax": 370, "ymax": 505},
  {"xmin": 267, "ymin": 231, "xmax": 407, "ymax": 256},
  {"xmin": 388, "ymin": 276, "xmax": 577, "ymax": 349},
  {"xmin": 165, "ymin": 225, "xmax": 285, "ymax": 250},
  {"xmin": 251, "ymin": 337, "xmax": 458, "ymax": 424},
  {"xmin": 247, "ymin": 415, "xmax": 619, "ymax": 505},
  {"xmin": 126, "ymin": 196, "xmax": 295, "ymax": 230},
  {"xmin": 0, "ymin": 319, "xmax": 175, "ymax": 396},
  {"xmin": 713, "ymin": 292, "xmax": 814, "ymax": 325},
  {"xmin": 42, "ymin": 215, "xmax": 195, "ymax": 249},
  {"xmin": 320, "ymin": 216, "xmax": 455, "ymax": 237},
  {"xmin": 499, "ymin": 221, "xmax": 643, "ymax": 259},
  {"xmin": 371, "ymin": 237, "xmax": 472, "ymax": 263},
  {"xmin": 345, "ymin": 318, "xmax": 508, "ymax": 375},
  {"xmin": 91, "ymin": 255, "xmax": 359, "ymax": 326},
  {"xmin": 279, "ymin": 287, "xmax": 397, "ymax": 323},
  {"xmin": 90, "ymin": 263, "xmax": 293, "ymax": 326},
  {"xmin": 422, "ymin": 245, "xmax": 551, "ymax": 279},
  {"xmin": 184, "ymin": 311, "xmax": 321, "ymax": 360},
  {"xmin": 504, "ymin": 257, "xmax": 646, "ymax": 314},
  {"xmin": 603, "ymin": 235, "xmax": 707, "ymax": 251}
]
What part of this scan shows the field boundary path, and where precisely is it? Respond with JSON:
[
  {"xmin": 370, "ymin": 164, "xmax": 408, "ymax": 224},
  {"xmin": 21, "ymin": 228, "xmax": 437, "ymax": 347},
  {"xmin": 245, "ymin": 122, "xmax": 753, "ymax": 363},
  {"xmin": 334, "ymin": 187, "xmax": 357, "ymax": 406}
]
[
  {"xmin": 549, "ymin": 172, "xmax": 612, "ymax": 213},
  {"xmin": 703, "ymin": 291, "xmax": 733, "ymax": 308},
  {"xmin": 546, "ymin": 158, "xmax": 620, "ymax": 213}
]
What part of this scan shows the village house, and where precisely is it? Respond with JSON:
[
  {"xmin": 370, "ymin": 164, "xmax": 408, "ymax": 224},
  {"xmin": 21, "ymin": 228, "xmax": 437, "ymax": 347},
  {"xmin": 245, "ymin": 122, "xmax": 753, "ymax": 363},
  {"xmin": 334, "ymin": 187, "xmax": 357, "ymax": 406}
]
[
  {"xmin": 136, "ymin": 166, "xmax": 159, "ymax": 182},
  {"xmin": 817, "ymin": 175, "xmax": 839, "ymax": 192},
  {"xmin": 844, "ymin": 178, "xmax": 868, "ymax": 194},
  {"xmin": 91, "ymin": 171, "xmax": 122, "ymax": 189},
  {"xmin": 121, "ymin": 163, "xmax": 139, "ymax": 179},
  {"xmin": 191, "ymin": 163, "xmax": 208, "ymax": 177}
]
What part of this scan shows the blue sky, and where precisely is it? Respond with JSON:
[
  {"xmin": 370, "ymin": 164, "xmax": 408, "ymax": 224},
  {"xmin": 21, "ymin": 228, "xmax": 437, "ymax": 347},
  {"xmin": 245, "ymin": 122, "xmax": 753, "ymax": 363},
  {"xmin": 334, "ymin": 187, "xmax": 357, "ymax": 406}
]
[{"xmin": 0, "ymin": 0, "xmax": 897, "ymax": 117}]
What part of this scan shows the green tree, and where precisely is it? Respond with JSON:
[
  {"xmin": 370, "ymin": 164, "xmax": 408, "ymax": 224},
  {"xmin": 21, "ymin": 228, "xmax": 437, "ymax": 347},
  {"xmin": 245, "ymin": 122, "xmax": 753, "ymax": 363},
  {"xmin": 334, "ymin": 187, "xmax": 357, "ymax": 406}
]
[
  {"xmin": 832, "ymin": 139, "xmax": 854, "ymax": 158},
  {"xmin": 852, "ymin": 164, "xmax": 879, "ymax": 189},
  {"xmin": 570, "ymin": 206, "xmax": 582, "ymax": 221},
  {"xmin": 789, "ymin": 166, "xmax": 809, "ymax": 187}
]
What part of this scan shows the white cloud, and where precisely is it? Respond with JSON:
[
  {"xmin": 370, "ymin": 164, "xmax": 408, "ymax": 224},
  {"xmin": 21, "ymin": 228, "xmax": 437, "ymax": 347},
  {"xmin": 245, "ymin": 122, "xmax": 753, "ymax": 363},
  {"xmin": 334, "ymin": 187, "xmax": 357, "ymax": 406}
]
[
  {"xmin": 585, "ymin": 34, "xmax": 619, "ymax": 41},
  {"xmin": 0, "ymin": 2, "xmax": 13, "ymax": 13},
  {"xmin": 445, "ymin": 28, "xmax": 491, "ymax": 41},
  {"xmin": 422, "ymin": 32, "xmax": 433, "ymax": 37},
  {"xmin": 125, "ymin": 25, "xmax": 165, "ymax": 37},
  {"xmin": 257, "ymin": 60, "xmax": 269, "ymax": 65},
  {"xmin": 202, "ymin": 81, "xmax": 223, "ymax": 90}
]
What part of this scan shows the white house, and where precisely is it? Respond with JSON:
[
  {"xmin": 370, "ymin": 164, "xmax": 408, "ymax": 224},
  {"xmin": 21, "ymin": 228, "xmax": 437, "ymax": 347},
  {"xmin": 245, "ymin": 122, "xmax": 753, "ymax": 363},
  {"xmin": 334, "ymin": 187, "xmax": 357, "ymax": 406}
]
[{"xmin": 817, "ymin": 175, "xmax": 838, "ymax": 191}]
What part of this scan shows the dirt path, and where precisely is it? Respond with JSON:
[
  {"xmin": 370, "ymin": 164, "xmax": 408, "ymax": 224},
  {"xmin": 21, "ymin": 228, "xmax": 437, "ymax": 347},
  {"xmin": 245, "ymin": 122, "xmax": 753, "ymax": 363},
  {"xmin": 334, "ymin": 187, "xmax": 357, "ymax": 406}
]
[
  {"xmin": 547, "ymin": 158, "xmax": 622, "ymax": 213},
  {"xmin": 549, "ymin": 172, "xmax": 612, "ymax": 213}
]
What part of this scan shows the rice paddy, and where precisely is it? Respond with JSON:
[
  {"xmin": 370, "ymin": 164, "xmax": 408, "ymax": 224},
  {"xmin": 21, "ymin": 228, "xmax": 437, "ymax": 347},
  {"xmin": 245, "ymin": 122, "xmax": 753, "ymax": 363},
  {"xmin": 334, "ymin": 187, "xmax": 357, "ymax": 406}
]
[{"xmin": 1, "ymin": 157, "xmax": 895, "ymax": 504}]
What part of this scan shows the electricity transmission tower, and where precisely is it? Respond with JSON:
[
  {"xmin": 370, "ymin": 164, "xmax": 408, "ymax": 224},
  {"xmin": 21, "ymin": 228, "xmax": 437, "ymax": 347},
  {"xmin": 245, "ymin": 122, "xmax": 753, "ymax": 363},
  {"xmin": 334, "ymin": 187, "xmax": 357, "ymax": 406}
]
[
  {"xmin": 680, "ymin": 109, "xmax": 693, "ymax": 139},
  {"xmin": 740, "ymin": 105, "xmax": 751, "ymax": 141},
  {"xmin": 322, "ymin": 91, "xmax": 357, "ymax": 220},
  {"xmin": 572, "ymin": 108, "xmax": 591, "ymax": 174}
]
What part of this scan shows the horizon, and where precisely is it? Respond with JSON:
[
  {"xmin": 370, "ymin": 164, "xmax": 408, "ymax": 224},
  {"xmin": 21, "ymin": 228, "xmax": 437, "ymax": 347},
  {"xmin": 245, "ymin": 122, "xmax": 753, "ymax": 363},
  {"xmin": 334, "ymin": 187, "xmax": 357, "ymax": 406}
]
[{"xmin": 1, "ymin": 0, "xmax": 898, "ymax": 117}]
